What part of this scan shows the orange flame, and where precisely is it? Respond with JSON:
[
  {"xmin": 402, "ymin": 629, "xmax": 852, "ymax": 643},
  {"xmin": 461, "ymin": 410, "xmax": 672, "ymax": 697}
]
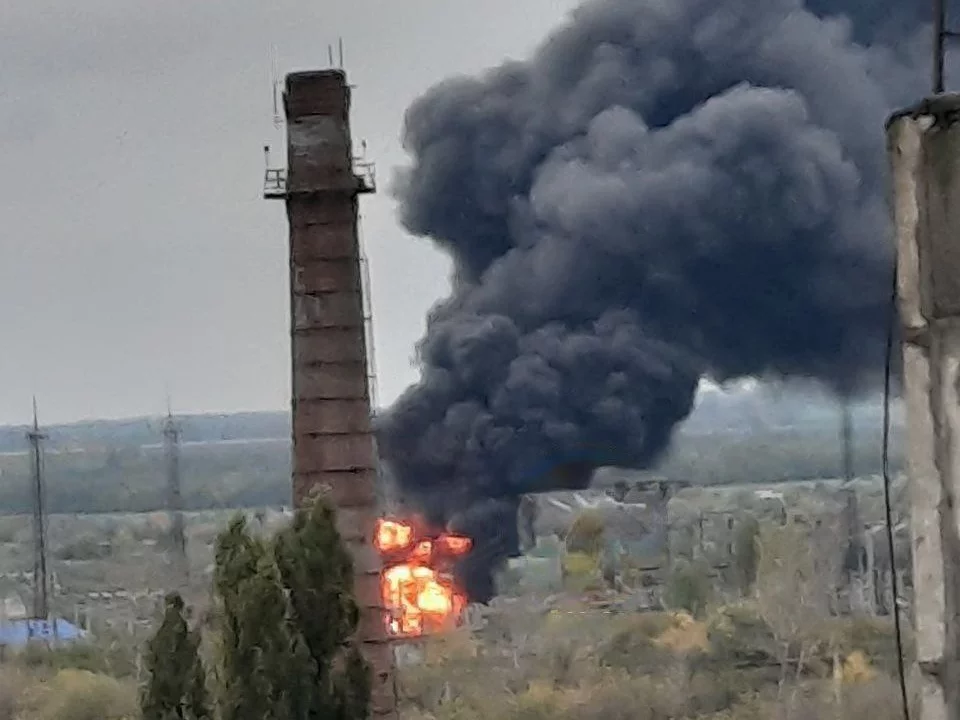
[
  {"xmin": 436, "ymin": 533, "xmax": 472, "ymax": 556},
  {"xmin": 380, "ymin": 563, "xmax": 465, "ymax": 637},
  {"xmin": 374, "ymin": 518, "xmax": 415, "ymax": 553},
  {"xmin": 374, "ymin": 518, "xmax": 471, "ymax": 638}
]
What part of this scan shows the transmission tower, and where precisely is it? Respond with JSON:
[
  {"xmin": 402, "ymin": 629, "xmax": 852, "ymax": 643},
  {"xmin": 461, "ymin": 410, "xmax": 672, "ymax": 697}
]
[
  {"xmin": 162, "ymin": 408, "xmax": 187, "ymax": 583},
  {"xmin": 27, "ymin": 398, "xmax": 49, "ymax": 621}
]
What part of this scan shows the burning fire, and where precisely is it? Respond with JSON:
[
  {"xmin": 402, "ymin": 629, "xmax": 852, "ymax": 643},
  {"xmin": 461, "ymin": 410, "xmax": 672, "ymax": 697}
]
[{"xmin": 374, "ymin": 517, "xmax": 472, "ymax": 638}]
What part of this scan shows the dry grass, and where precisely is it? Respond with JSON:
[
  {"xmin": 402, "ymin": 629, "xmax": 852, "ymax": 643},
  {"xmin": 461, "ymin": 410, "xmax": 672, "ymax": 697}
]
[
  {"xmin": 396, "ymin": 601, "xmax": 907, "ymax": 720},
  {"xmin": 0, "ymin": 655, "xmax": 137, "ymax": 720}
]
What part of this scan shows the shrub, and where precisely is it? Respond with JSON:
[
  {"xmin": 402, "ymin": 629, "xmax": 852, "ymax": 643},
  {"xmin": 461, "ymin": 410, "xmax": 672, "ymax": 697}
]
[
  {"xmin": 28, "ymin": 669, "xmax": 137, "ymax": 720},
  {"xmin": 664, "ymin": 560, "xmax": 712, "ymax": 617},
  {"xmin": 705, "ymin": 604, "xmax": 777, "ymax": 667},
  {"xmin": 565, "ymin": 511, "xmax": 606, "ymax": 556},
  {"xmin": 18, "ymin": 639, "xmax": 137, "ymax": 679},
  {"xmin": 56, "ymin": 535, "xmax": 110, "ymax": 561},
  {"xmin": 0, "ymin": 669, "xmax": 21, "ymax": 720}
]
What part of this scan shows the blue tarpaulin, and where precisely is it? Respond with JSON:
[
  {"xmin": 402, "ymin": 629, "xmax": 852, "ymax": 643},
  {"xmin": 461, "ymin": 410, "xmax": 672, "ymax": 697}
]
[{"xmin": 0, "ymin": 618, "xmax": 85, "ymax": 647}]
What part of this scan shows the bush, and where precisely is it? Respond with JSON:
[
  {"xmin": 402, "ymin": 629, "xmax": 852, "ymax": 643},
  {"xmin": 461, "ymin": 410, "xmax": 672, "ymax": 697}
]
[
  {"xmin": 664, "ymin": 560, "xmax": 712, "ymax": 617},
  {"xmin": 705, "ymin": 604, "xmax": 777, "ymax": 667},
  {"xmin": 18, "ymin": 639, "xmax": 138, "ymax": 679},
  {"xmin": 561, "ymin": 552, "xmax": 605, "ymax": 593},
  {"xmin": 565, "ymin": 511, "xmax": 606, "ymax": 556},
  {"xmin": 56, "ymin": 535, "xmax": 111, "ymax": 561},
  {"xmin": 598, "ymin": 612, "xmax": 678, "ymax": 672},
  {"xmin": 27, "ymin": 669, "xmax": 137, "ymax": 720}
]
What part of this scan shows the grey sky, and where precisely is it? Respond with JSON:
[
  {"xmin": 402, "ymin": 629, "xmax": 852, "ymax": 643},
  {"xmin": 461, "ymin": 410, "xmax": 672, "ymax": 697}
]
[{"xmin": 0, "ymin": 0, "xmax": 581, "ymax": 425}]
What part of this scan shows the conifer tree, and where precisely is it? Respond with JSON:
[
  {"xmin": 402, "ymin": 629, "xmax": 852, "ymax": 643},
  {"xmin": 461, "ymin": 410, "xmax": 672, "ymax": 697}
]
[
  {"xmin": 274, "ymin": 498, "xmax": 371, "ymax": 719},
  {"xmin": 214, "ymin": 516, "xmax": 306, "ymax": 720},
  {"xmin": 180, "ymin": 505, "xmax": 374, "ymax": 720},
  {"xmin": 141, "ymin": 592, "xmax": 210, "ymax": 720}
]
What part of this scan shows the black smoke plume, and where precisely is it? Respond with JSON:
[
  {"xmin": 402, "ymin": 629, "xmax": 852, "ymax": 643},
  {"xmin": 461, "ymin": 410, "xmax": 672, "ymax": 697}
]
[{"xmin": 376, "ymin": 0, "xmax": 936, "ymax": 601}]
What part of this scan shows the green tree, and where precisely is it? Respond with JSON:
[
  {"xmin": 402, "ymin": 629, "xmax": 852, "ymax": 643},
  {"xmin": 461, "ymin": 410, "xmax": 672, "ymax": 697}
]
[
  {"xmin": 214, "ymin": 515, "xmax": 306, "ymax": 720},
  {"xmin": 274, "ymin": 498, "xmax": 372, "ymax": 719},
  {"xmin": 141, "ymin": 592, "xmax": 210, "ymax": 720},
  {"xmin": 664, "ymin": 559, "xmax": 712, "ymax": 618},
  {"xmin": 211, "ymin": 503, "xmax": 371, "ymax": 720},
  {"xmin": 732, "ymin": 515, "xmax": 760, "ymax": 595}
]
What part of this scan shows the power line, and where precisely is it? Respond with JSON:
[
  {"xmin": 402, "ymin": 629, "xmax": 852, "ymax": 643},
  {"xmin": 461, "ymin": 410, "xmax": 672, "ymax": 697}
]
[{"xmin": 881, "ymin": 258, "xmax": 909, "ymax": 720}]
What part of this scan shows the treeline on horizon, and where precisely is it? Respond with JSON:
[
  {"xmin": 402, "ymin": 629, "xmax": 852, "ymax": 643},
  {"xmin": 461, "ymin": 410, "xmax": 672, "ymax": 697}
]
[
  {"xmin": 0, "ymin": 425, "xmax": 904, "ymax": 516},
  {"xmin": 0, "ymin": 387, "xmax": 902, "ymax": 453},
  {"xmin": 0, "ymin": 411, "xmax": 292, "ymax": 453}
]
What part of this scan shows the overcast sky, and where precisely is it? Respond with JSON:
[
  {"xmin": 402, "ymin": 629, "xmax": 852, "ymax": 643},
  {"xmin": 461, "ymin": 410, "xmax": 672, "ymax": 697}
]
[{"xmin": 0, "ymin": 0, "xmax": 584, "ymax": 425}]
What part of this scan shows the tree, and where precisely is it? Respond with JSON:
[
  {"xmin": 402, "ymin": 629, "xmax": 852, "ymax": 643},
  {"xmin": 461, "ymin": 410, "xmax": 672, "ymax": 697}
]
[
  {"xmin": 732, "ymin": 515, "xmax": 760, "ymax": 596},
  {"xmin": 141, "ymin": 593, "xmax": 210, "ymax": 720},
  {"xmin": 213, "ymin": 515, "xmax": 306, "ymax": 720},
  {"xmin": 145, "ymin": 503, "xmax": 372, "ymax": 720},
  {"xmin": 274, "ymin": 498, "xmax": 372, "ymax": 719},
  {"xmin": 755, "ymin": 519, "xmax": 840, "ymax": 706},
  {"xmin": 564, "ymin": 509, "xmax": 606, "ymax": 557},
  {"xmin": 210, "ymin": 502, "xmax": 371, "ymax": 720},
  {"xmin": 663, "ymin": 559, "xmax": 712, "ymax": 618}
]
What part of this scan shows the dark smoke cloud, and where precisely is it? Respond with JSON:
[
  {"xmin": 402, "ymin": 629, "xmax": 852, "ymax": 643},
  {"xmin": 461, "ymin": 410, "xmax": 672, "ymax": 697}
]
[{"xmin": 377, "ymin": 0, "xmax": 936, "ymax": 600}]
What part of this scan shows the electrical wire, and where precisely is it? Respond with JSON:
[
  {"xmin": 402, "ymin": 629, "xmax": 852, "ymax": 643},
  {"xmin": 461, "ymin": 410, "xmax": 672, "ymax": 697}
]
[{"xmin": 880, "ymin": 260, "xmax": 910, "ymax": 720}]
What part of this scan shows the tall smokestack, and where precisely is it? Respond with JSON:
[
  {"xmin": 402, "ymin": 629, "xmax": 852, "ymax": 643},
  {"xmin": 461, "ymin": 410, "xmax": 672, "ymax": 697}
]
[{"xmin": 273, "ymin": 69, "xmax": 396, "ymax": 717}]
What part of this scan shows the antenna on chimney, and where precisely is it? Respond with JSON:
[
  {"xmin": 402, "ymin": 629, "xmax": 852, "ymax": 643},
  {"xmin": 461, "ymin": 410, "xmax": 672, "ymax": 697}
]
[
  {"xmin": 338, "ymin": 37, "xmax": 344, "ymax": 68},
  {"xmin": 328, "ymin": 44, "xmax": 334, "ymax": 67},
  {"xmin": 270, "ymin": 44, "xmax": 282, "ymax": 128}
]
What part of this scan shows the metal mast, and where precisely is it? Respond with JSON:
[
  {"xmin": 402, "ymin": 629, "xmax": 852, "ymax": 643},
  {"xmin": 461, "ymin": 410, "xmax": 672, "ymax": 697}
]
[
  {"xmin": 162, "ymin": 406, "xmax": 187, "ymax": 583},
  {"xmin": 840, "ymin": 396, "xmax": 854, "ymax": 483},
  {"xmin": 27, "ymin": 398, "xmax": 49, "ymax": 621},
  {"xmin": 934, "ymin": 0, "xmax": 960, "ymax": 94}
]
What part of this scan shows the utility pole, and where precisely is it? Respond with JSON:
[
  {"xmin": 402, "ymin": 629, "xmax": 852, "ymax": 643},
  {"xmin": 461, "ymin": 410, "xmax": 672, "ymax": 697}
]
[
  {"xmin": 162, "ymin": 407, "xmax": 187, "ymax": 584},
  {"xmin": 888, "ymin": 95, "xmax": 960, "ymax": 720},
  {"xmin": 882, "ymin": 6, "xmax": 960, "ymax": 718},
  {"xmin": 27, "ymin": 398, "xmax": 49, "ymax": 622},
  {"xmin": 838, "ymin": 397, "xmax": 862, "ymax": 583},
  {"xmin": 840, "ymin": 396, "xmax": 854, "ymax": 483}
]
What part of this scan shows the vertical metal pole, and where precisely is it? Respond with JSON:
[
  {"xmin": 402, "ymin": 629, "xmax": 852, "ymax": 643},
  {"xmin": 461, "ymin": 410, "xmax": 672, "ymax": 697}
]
[
  {"xmin": 163, "ymin": 412, "xmax": 187, "ymax": 584},
  {"xmin": 841, "ymin": 398, "xmax": 854, "ymax": 483},
  {"xmin": 935, "ymin": 0, "xmax": 946, "ymax": 94},
  {"xmin": 27, "ymin": 401, "xmax": 48, "ymax": 622},
  {"xmin": 697, "ymin": 513, "xmax": 704, "ymax": 559}
]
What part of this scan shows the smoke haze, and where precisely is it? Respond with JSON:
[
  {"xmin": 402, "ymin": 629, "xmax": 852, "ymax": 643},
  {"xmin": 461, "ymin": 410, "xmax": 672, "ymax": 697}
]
[{"xmin": 377, "ymin": 0, "xmax": 936, "ymax": 600}]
